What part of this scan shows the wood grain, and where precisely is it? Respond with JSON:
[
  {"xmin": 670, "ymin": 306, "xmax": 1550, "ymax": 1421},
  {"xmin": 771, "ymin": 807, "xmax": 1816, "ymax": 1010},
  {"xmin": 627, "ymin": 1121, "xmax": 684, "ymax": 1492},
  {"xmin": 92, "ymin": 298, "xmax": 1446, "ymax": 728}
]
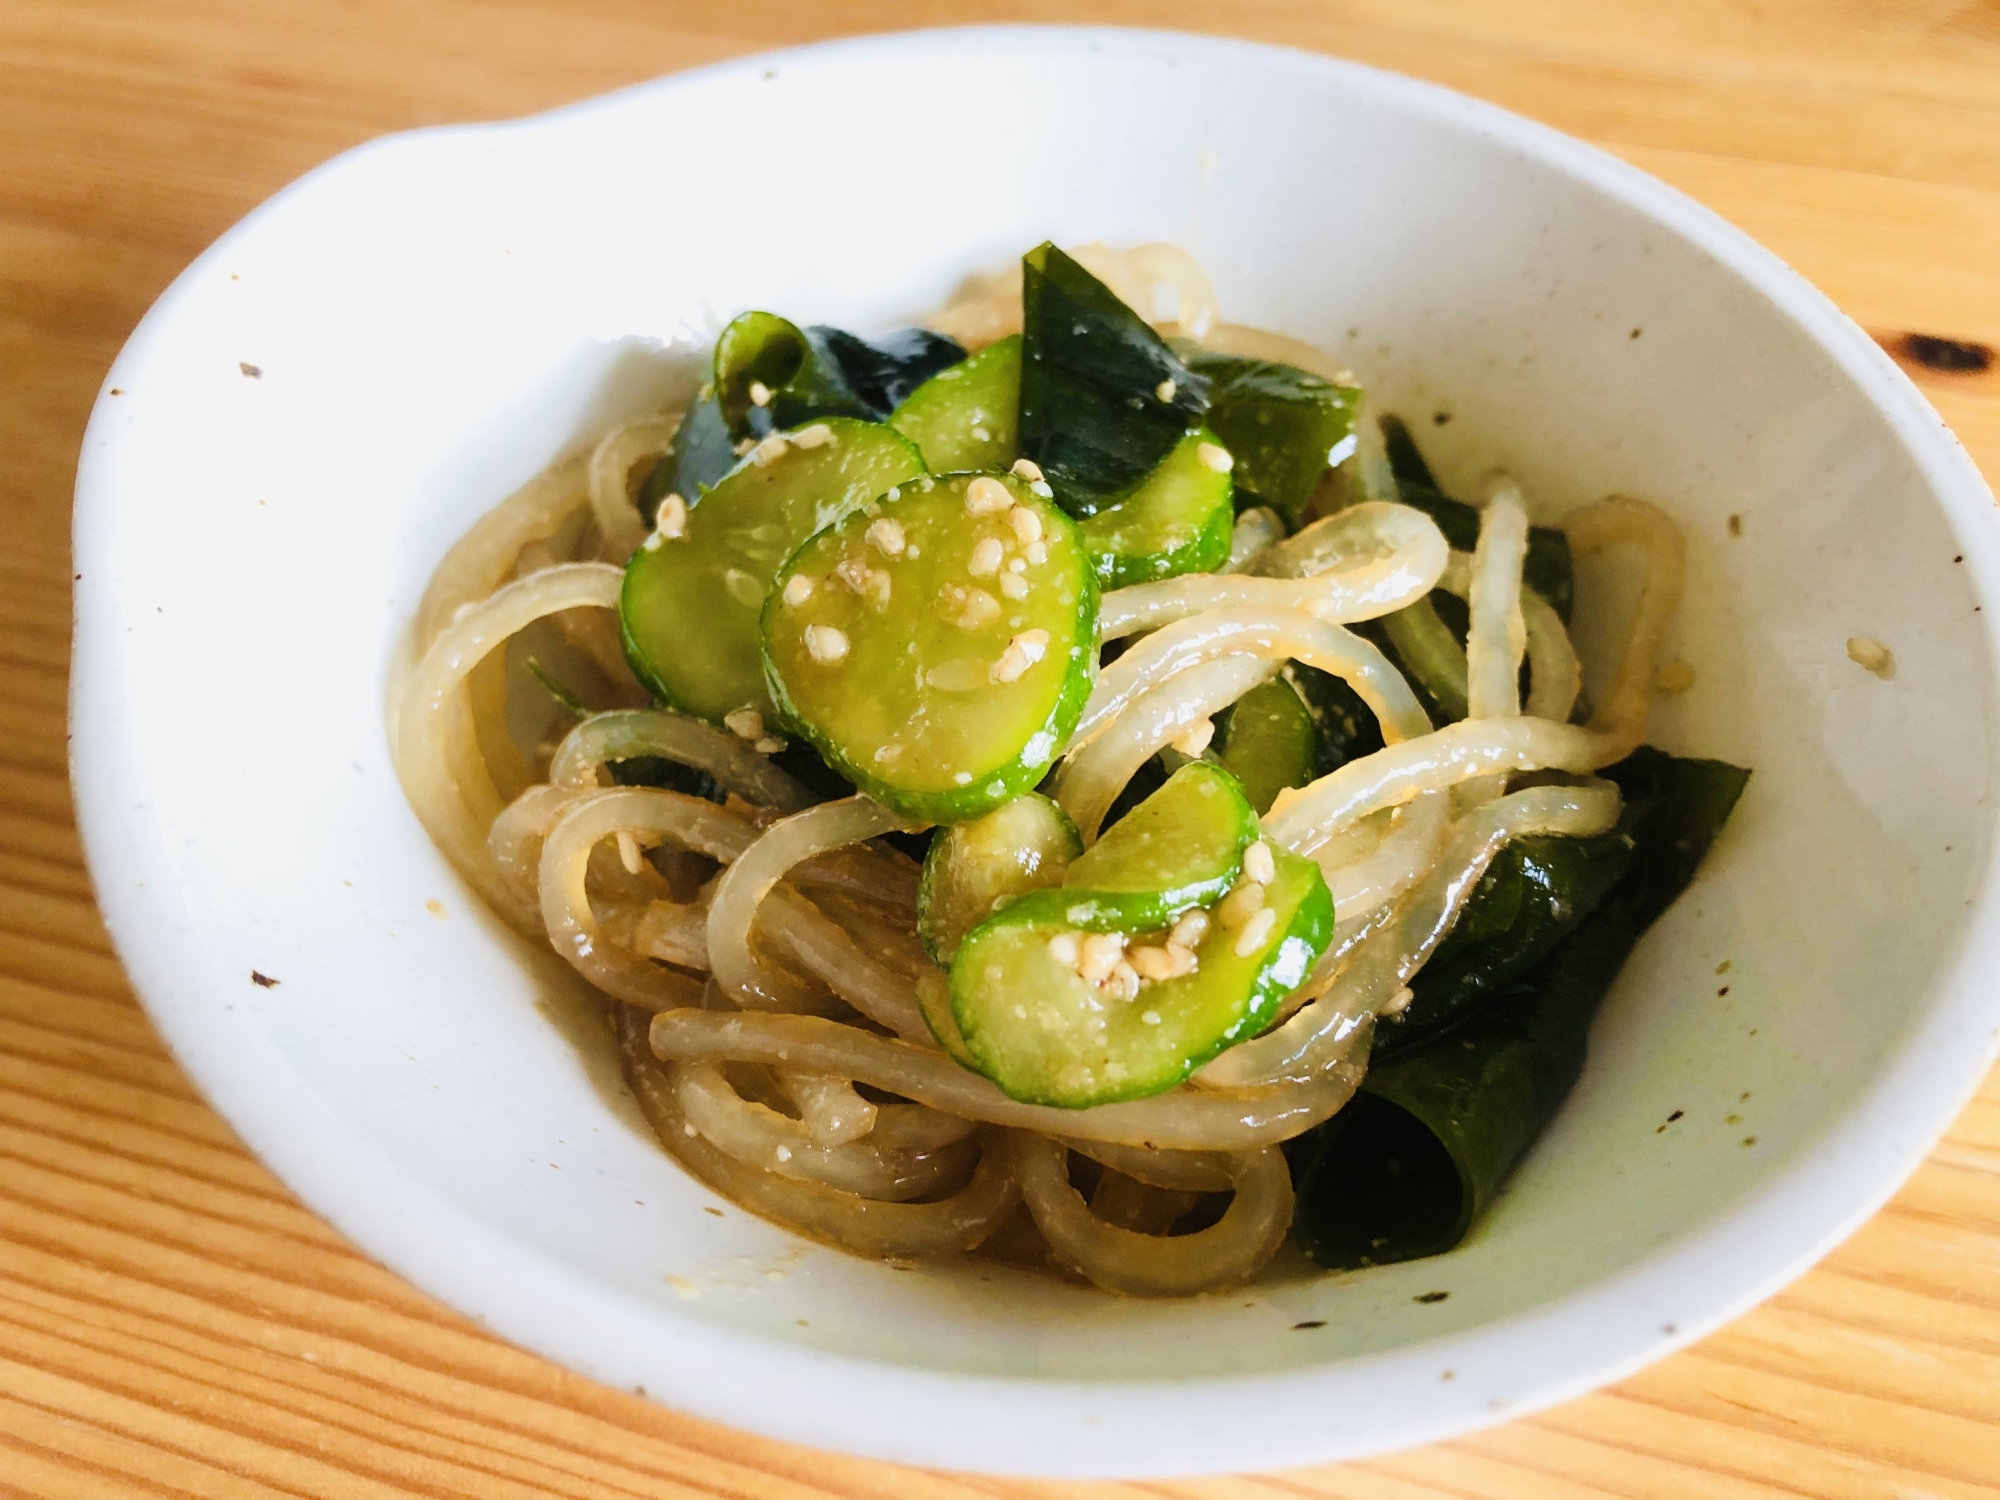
[{"xmin": 4, "ymin": 1, "xmax": 1998, "ymax": 1494}]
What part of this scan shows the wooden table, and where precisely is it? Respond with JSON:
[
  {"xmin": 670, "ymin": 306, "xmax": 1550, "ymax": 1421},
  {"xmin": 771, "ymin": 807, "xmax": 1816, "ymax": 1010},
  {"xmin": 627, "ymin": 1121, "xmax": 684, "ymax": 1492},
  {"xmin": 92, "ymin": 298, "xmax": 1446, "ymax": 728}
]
[{"xmin": 5, "ymin": 2, "xmax": 1998, "ymax": 1494}]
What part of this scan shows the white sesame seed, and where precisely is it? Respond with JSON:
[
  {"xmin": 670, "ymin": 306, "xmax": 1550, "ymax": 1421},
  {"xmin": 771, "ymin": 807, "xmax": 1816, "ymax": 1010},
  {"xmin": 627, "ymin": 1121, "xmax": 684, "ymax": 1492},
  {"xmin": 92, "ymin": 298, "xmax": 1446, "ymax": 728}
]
[
  {"xmin": 1048, "ymin": 931, "xmax": 1081, "ymax": 967},
  {"xmin": 1215, "ymin": 879, "xmax": 1266, "ymax": 930},
  {"xmin": 971, "ymin": 426, "xmax": 990, "ymax": 441},
  {"xmin": 750, "ymin": 434, "xmax": 790, "ymax": 466},
  {"xmin": 1024, "ymin": 539, "xmax": 1048, "ymax": 566},
  {"xmin": 1163, "ymin": 941, "xmax": 1198, "ymax": 976},
  {"xmin": 1129, "ymin": 945, "xmax": 1177, "ymax": 981},
  {"xmin": 781, "ymin": 574, "xmax": 814, "ymax": 607},
  {"xmin": 1169, "ymin": 910, "xmax": 1210, "ymax": 951},
  {"xmin": 754, "ymin": 736, "xmax": 786, "ymax": 754},
  {"xmin": 968, "ymin": 536, "xmax": 1005, "ymax": 577},
  {"xmin": 866, "ymin": 517, "xmax": 906, "ymax": 557},
  {"xmin": 965, "ymin": 476, "xmax": 1013, "ymax": 515},
  {"xmin": 1028, "ymin": 479, "xmax": 1054, "ymax": 499},
  {"xmin": 943, "ymin": 586, "xmax": 1000, "ymax": 630},
  {"xmin": 1381, "ymin": 986, "xmax": 1415, "ymax": 1017},
  {"xmin": 836, "ymin": 556, "xmax": 873, "ymax": 593},
  {"xmin": 803, "ymin": 624, "xmax": 849, "ymax": 664},
  {"xmin": 723, "ymin": 708, "xmax": 764, "ymax": 742},
  {"xmin": 1078, "ymin": 932, "xmax": 1126, "ymax": 984},
  {"xmin": 953, "ymin": 770, "xmax": 972, "ymax": 785},
  {"xmin": 1007, "ymin": 556, "xmax": 1027, "ymax": 573},
  {"xmin": 1233, "ymin": 906, "xmax": 1278, "ymax": 956},
  {"xmin": 1197, "ymin": 441, "xmax": 1234, "ymax": 473},
  {"xmin": 1010, "ymin": 458, "xmax": 1045, "ymax": 482},
  {"xmin": 789, "ymin": 423, "xmax": 836, "ymax": 449},
  {"xmin": 684, "ymin": 1122, "xmax": 698, "ymax": 1136},
  {"xmin": 1141, "ymin": 1009, "xmax": 1162, "ymax": 1025},
  {"xmin": 1155, "ymin": 378, "xmax": 1177, "ymax": 402},
  {"xmin": 748, "ymin": 379, "xmax": 773, "ymax": 407},
  {"xmin": 1171, "ymin": 718, "xmax": 1215, "ymax": 756},
  {"xmin": 884, "ymin": 485, "xmax": 902, "ymax": 502},
  {"xmin": 616, "ymin": 830, "xmax": 644, "ymax": 875},
  {"xmin": 999, "ymin": 572, "xmax": 1028, "ymax": 600},
  {"xmin": 1104, "ymin": 958, "xmax": 1141, "ymax": 1002},
  {"xmin": 990, "ymin": 643, "xmax": 1030, "ymax": 684},
  {"xmin": 774, "ymin": 1144, "xmax": 792, "ymax": 1162},
  {"xmin": 642, "ymin": 532, "xmax": 664, "ymax": 552},
  {"xmin": 1009, "ymin": 506, "xmax": 1043, "ymax": 544},
  {"xmin": 1014, "ymin": 628, "xmax": 1050, "ymax": 660},
  {"xmin": 655, "ymin": 492, "xmax": 688, "ymax": 539},
  {"xmin": 1243, "ymin": 840, "xmax": 1276, "ymax": 886},
  {"xmin": 1847, "ymin": 636, "xmax": 1893, "ymax": 677},
  {"xmin": 733, "ymin": 437, "xmax": 755, "ymax": 456}
]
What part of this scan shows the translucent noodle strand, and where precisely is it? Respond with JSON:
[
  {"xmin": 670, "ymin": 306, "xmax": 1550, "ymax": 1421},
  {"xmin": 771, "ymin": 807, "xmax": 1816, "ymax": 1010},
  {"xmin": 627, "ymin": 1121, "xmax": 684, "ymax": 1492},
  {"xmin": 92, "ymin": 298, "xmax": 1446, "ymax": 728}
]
[{"xmin": 394, "ymin": 562, "xmax": 622, "ymax": 917}]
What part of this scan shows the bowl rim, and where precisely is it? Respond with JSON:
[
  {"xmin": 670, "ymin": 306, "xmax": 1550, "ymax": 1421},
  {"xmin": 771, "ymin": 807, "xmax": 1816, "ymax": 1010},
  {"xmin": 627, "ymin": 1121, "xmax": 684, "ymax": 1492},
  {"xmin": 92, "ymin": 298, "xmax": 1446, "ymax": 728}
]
[{"xmin": 69, "ymin": 23, "xmax": 2000, "ymax": 1479}]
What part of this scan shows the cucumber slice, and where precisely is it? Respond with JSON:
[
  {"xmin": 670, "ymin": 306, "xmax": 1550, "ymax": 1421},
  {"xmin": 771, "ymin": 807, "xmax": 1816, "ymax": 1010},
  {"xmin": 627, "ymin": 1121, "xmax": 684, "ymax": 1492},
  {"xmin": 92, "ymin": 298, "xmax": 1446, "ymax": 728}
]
[
  {"xmin": 1184, "ymin": 352, "xmax": 1361, "ymax": 526},
  {"xmin": 1219, "ymin": 677, "xmax": 1321, "ymax": 814},
  {"xmin": 761, "ymin": 471, "xmax": 1098, "ymax": 823},
  {"xmin": 1060, "ymin": 761, "xmax": 1259, "ymax": 930},
  {"xmin": 1075, "ymin": 428, "xmax": 1235, "ymax": 589},
  {"xmin": 918, "ymin": 792, "xmax": 1081, "ymax": 964},
  {"xmin": 950, "ymin": 845, "xmax": 1333, "ymax": 1107},
  {"xmin": 916, "ymin": 966, "xmax": 979, "ymax": 1068},
  {"xmin": 620, "ymin": 418, "xmax": 924, "ymax": 724},
  {"xmin": 888, "ymin": 335, "xmax": 1021, "ymax": 472}
]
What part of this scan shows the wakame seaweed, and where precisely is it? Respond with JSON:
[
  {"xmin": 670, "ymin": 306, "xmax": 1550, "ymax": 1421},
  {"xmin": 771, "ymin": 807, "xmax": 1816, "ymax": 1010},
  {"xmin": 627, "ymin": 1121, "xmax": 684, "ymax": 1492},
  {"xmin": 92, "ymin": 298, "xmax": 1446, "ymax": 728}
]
[
  {"xmin": 1183, "ymin": 352, "xmax": 1361, "ymax": 525},
  {"xmin": 1291, "ymin": 748, "xmax": 1750, "ymax": 1269},
  {"xmin": 639, "ymin": 390, "xmax": 736, "ymax": 522},
  {"xmin": 1017, "ymin": 243, "xmax": 1209, "ymax": 515},
  {"xmin": 714, "ymin": 311, "xmax": 965, "ymax": 439},
  {"xmin": 636, "ymin": 319, "xmax": 962, "ymax": 525}
]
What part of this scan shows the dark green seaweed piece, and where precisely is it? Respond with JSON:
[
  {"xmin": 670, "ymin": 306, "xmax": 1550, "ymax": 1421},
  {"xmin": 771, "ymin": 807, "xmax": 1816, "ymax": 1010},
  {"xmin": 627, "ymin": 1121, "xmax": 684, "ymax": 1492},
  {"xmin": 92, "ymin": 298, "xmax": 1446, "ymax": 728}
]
[
  {"xmin": 1284, "ymin": 663, "xmax": 1385, "ymax": 776},
  {"xmin": 1376, "ymin": 415, "xmax": 1575, "ymax": 621},
  {"xmin": 1017, "ymin": 243, "xmax": 1208, "ymax": 515},
  {"xmin": 815, "ymin": 326, "xmax": 965, "ymax": 415},
  {"xmin": 713, "ymin": 312, "xmax": 964, "ymax": 438},
  {"xmin": 1185, "ymin": 353, "xmax": 1361, "ymax": 526},
  {"xmin": 638, "ymin": 390, "xmax": 737, "ymax": 524},
  {"xmin": 1374, "ymin": 811, "xmax": 1642, "ymax": 1059},
  {"xmin": 1291, "ymin": 748, "xmax": 1750, "ymax": 1269}
]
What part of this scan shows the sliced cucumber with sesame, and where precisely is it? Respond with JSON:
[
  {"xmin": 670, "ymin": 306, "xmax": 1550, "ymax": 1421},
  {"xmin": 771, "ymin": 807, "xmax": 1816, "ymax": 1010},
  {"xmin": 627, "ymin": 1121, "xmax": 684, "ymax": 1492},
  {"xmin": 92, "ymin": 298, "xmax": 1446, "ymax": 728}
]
[
  {"xmin": 948, "ymin": 844, "xmax": 1333, "ymax": 1107},
  {"xmin": 1075, "ymin": 428, "xmax": 1235, "ymax": 590},
  {"xmin": 761, "ymin": 471, "xmax": 1098, "ymax": 824},
  {"xmin": 1219, "ymin": 677, "xmax": 1321, "ymax": 815},
  {"xmin": 888, "ymin": 335, "xmax": 1020, "ymax": 472},
  {"xmin": 918, "ymin": 792, "xmax": 1080, "ymax": 964},
  {"xmin": 1056, "ymin": 761, "xmax": 1260, "ymax": 931},
  {"xmin": 620, "ymin": 418, "xmax": 924, "ymax": 724}
]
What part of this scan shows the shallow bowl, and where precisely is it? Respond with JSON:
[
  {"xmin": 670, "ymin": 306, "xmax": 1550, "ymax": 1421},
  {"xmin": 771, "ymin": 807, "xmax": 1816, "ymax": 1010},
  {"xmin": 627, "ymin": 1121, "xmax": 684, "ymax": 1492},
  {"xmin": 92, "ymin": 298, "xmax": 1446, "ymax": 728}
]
[{"xmin": 71, "ymin": 25, "xmax": 2000, "ymax": 1478}]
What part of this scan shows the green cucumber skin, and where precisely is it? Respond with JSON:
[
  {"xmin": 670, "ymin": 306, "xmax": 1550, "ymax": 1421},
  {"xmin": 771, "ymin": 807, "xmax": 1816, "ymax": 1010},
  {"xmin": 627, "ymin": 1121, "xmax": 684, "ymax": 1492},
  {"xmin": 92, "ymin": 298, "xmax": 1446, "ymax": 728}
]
[
  {"xmin": 1076, "ymin": 429, "xmax": 1236, "ymax": 590},
  {"xmin": 760, "ymin": 473, "xmax": 1101, "ymax": 826},
  {"xmin": 948, "ymin": 849, "xmax": 1333, "ymax": 1108},
  {"xmin": 917, "ymin": 792, "xmax": 1082, "ymax": 965},
  {"xmin": 1060, "ymin": 760, "xmax": 1260, "ymax": 930},
  {"xmin": 888, "ymin": 335, "xmax": 1021, "ymax": 472},
  {"xmin": 620, "ymin": 418, "xmax": 925, "ymax": 723}
]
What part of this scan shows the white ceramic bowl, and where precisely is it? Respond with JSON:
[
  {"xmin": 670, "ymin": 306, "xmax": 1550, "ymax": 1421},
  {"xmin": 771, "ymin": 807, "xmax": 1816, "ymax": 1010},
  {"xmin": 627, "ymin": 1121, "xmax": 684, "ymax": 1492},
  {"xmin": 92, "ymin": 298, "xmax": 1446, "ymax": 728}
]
[{"xmin": 71, "ymin": 26, "xmax": 2000, "ymax": 1479}]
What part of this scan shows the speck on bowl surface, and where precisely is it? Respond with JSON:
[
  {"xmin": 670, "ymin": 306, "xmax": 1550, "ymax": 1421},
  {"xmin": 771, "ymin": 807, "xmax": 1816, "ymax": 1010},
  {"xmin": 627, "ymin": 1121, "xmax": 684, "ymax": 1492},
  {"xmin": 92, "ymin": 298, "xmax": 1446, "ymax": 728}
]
[{"xmin": 70, "ymin": 26, "xmax": 2000, "ymax": 1479}]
